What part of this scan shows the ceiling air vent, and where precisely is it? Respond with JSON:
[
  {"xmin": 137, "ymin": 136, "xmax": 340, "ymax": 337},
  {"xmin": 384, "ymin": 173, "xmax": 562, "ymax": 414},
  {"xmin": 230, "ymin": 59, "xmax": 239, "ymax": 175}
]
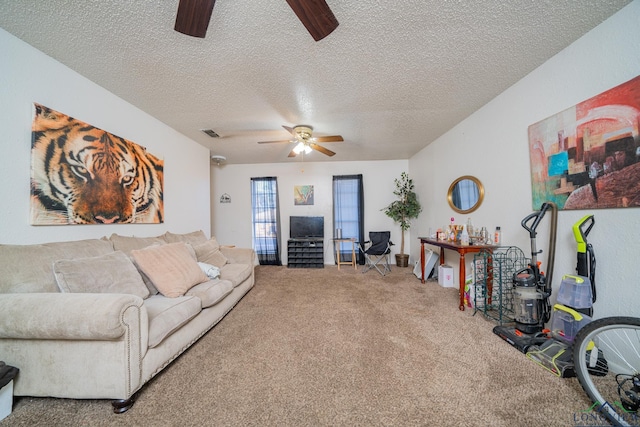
[{"xmin": 201, "ymin": 129, "xmax": 220, "ymax": 138}]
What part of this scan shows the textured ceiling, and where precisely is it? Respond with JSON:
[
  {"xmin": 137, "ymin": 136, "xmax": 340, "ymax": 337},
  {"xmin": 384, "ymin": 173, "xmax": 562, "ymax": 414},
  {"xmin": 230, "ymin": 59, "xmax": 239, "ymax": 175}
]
[{"xmin": 0, "ymin": 0, "xmax": 632, "ymax": 164}]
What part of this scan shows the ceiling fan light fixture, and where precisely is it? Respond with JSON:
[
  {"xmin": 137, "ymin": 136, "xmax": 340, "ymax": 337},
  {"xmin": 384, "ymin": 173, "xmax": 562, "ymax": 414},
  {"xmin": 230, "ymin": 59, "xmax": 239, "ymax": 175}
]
[{"xmin": 293, "ymin": 142, "xmax": 312, "ymax": 155}]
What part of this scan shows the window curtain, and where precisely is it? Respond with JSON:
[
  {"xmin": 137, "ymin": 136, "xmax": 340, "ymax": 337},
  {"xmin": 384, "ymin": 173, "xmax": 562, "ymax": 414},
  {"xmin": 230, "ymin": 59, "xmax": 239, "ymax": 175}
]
[
  {"xmin": 332, "ymin": 175, "xmax": 365, "ymax": 265},
  {"xmin": 251, "ymin": 177, "xmax": 281, "ymax": 265}
]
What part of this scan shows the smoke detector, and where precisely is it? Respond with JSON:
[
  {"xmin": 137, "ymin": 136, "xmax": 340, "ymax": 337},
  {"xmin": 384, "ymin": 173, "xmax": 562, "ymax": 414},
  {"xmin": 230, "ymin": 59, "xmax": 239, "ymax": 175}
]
[{"xmin": 211, "ymin": 155, "xmax": 226, "ymax": 166}]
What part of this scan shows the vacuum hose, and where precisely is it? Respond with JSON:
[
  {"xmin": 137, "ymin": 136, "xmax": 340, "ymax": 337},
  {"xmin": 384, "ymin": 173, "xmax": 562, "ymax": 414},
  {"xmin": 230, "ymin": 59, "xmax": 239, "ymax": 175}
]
[{"xmin": 544, "ymin": 202, "xmax": 558, "ymax": 293}]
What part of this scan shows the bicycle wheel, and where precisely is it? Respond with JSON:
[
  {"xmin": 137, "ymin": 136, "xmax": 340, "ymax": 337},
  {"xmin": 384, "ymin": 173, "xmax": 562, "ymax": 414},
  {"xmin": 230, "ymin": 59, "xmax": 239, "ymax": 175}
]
[{"xmin": 573, "ymin": 317, "xmax": 640, "ymax": 426}]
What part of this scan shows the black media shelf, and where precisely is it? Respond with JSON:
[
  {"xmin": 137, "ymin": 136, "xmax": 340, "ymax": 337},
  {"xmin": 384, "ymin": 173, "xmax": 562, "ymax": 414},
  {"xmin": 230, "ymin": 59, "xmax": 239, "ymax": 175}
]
[{"xmin": 287, "ymin": 239, "xmax": 324, "ymax": 268}]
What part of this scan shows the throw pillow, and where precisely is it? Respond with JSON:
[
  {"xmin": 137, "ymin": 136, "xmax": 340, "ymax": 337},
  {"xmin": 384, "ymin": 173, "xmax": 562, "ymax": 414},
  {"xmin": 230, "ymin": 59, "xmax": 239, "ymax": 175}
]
[
  {"xmin": 207, "ymin": 237, "xmax": 221, "ymax": 251},
  {"xmin": 109, "ymin": 233, "xmax": 166, "ymax": 255},
  {"xmin": 53, "ymin": 251, "xmax": 150, "ymax": 299},
  {"xmin": 197, "ymin": 262, "xmax": 221, "ymax": 280},
  {"xmin": 163, "ymin": 230, "xmax": 208, "ymax": 246},
  {"xmin": 192, "ymin": 240, "xmax": 228, "ymax": 267},
  {"xmin": 131, "ymin": 242, "xmax": 208, "ymax": 298}
]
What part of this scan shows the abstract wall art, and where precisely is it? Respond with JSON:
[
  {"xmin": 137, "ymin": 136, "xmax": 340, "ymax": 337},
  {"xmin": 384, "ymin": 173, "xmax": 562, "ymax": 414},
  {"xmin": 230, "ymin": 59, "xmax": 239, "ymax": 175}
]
[
  {"xmin": 528, "ymin": 75, "xmax": 640, "ymax": 210},
  {"xmin": 294, "ymin": 185, "xmax": 314, "ymax": 205}
]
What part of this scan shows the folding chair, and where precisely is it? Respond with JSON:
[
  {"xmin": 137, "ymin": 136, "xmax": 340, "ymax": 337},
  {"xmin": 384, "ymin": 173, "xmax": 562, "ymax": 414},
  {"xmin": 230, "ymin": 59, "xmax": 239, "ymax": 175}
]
[{"xmin": 358, "ymin": 231, "xmax": 394, "ymax": 276}]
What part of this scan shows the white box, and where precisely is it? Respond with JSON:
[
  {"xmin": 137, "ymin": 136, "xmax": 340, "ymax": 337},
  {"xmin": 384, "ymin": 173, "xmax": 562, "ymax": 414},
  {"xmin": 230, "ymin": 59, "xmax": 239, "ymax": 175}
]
[
  {"xmin": 438, "ymin": 265, "xmax": 455, "ymax": 287},
  {"xmin": 0, "ymin": 380, "xmax": 13, "ymax": 421}
]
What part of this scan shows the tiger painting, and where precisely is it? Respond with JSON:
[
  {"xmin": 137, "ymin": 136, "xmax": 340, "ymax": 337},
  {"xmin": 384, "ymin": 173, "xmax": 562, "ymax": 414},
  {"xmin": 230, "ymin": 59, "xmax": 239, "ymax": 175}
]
[{"xmin": 30, "ymin": 103, "xmax": 164, "ymax": 225}]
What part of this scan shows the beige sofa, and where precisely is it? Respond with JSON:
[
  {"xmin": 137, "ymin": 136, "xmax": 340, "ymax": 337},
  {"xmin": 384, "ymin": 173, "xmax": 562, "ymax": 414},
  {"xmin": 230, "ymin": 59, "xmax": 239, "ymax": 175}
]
[{"xmin": 0, "ymin": 230, "xmax": 255, "ymax": 413}]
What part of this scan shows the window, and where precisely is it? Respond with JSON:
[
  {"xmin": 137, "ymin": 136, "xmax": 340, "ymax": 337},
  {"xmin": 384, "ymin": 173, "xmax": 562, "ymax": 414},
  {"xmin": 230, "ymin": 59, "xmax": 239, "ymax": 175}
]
[
  {"xmin": 333, "ymin": 175, "xmax": 364, "ymax": 265},
  {"xmin": 251, "ymin": 177, "xmax": 281, "ymax": 265}
]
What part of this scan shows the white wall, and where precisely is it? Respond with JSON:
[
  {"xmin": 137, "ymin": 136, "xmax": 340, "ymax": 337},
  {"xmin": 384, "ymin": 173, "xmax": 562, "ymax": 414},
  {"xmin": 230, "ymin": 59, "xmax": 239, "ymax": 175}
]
[
  {"xmin": 0, "ymin": 28, "xmax": 211, "ymax": 244},
  {"xmin": 409, "ymin": 1, "xmax": 640, "ymax": 318},
  {"xmin": 211, "ymin": 160, "xmax": 410, "ymax": 264}
]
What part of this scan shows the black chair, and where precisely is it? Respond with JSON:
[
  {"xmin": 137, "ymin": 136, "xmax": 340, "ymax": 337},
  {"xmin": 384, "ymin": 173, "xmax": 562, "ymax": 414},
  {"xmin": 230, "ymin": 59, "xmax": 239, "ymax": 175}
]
[{"xmin": 358, "ymin": 231, "xmax": 394, "ymax": 276}]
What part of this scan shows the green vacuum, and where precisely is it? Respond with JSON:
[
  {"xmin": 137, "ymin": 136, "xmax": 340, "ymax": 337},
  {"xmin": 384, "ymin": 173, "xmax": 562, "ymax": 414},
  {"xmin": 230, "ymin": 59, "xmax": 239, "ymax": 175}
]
[
  {"xmin": 525, "ymin": 215, "xmax": 597, "ymax": 377},
  {"xmin": 572, "ymin": 214, "xmax": 596, "ymax": 316}
]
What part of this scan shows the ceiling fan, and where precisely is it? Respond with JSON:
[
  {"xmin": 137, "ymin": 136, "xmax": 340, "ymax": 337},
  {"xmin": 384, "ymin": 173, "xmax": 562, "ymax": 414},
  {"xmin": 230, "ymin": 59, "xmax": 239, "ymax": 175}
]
[
  {"xmin": 258, "ymin": 125, "xmax": 344, "ymax": 157},
  {"xmin": 174, "ymin": 0, "xmax": 339, "ymax": 41}
]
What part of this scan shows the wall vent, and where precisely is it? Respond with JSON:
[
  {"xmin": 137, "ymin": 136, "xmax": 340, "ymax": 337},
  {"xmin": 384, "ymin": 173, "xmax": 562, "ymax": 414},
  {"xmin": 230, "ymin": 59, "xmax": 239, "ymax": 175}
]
[{"xmin": 201, "ymin": 129, "xmax": 220, "ymax": 138}]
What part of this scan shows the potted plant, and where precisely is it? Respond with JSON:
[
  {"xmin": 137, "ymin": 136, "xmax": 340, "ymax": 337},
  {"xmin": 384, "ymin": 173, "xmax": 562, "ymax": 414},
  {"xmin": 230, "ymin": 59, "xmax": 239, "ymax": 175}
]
[{"xmin": 383, "ymin": 172, "xmax": 422, "ymax": 267}]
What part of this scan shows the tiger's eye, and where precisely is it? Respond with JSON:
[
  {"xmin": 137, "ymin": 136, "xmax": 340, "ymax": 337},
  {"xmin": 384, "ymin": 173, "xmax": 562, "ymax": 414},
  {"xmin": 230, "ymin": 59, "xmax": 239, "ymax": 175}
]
[{"xmin": 72, "ymin": 165, "xmax": 89, "ymax": 177}]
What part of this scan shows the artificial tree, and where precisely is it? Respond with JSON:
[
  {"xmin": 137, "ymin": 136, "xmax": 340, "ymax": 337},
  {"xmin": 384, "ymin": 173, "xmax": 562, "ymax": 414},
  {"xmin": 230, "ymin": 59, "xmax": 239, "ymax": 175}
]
[{"xmin": 383, "ymin": 172, "xmax": 422, "ymax": 267}]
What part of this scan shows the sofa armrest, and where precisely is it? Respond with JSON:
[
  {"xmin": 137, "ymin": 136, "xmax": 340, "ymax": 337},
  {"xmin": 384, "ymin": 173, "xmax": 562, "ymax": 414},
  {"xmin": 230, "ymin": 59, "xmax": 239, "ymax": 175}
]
[
  {"xmin": 220, "ymin": 247, "xmax": 257, "ymax": 266},
  {"xmin": 0, "ymin": 293, "xmax": 145, "ymax": 340}
]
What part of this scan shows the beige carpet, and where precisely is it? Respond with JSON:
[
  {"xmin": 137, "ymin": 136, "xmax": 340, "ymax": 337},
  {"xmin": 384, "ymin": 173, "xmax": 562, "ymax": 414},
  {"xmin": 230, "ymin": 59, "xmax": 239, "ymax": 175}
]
[{"xmin": 2, "ymin": 265, "xmax": 592, "ymax": 426}]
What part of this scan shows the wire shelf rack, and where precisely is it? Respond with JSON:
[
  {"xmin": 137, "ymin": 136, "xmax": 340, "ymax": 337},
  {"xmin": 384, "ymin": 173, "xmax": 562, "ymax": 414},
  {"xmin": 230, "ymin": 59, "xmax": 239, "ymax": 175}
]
[{"xmin": 472, "ymin": 246, "xmax": 529, "ymax": 324}]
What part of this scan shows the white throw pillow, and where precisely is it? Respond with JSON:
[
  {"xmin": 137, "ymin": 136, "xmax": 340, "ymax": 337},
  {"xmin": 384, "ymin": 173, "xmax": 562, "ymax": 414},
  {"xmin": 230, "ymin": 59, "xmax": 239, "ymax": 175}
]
[{"xmin": 198, "ymin": 262, "xmax": 221, "ymax": 279}]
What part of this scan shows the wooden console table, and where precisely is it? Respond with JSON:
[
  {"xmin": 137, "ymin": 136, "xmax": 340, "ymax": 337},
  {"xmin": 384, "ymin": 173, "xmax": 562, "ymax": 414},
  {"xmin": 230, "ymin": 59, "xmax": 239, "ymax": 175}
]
[
  {"xmin": 419, "ymin": 237, "xmax": 495, "ymax": 311},
  {"xmin": 333, "ymin": 238, "xmax": 357, "ymax": 270}
]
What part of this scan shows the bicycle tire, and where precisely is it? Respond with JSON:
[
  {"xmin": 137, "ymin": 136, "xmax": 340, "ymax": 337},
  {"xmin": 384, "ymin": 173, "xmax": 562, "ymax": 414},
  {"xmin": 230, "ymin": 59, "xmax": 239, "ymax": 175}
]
[{"xmin": 572, "ymin": 316, "xmax": 640, "ymax": 426}]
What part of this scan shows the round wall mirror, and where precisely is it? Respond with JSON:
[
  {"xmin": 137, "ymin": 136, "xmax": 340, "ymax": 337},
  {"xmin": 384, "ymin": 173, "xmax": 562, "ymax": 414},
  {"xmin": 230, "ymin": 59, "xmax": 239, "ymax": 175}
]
[{"xmin": 447, "ymin": 176, "xmax": 484, "ymax": 214}]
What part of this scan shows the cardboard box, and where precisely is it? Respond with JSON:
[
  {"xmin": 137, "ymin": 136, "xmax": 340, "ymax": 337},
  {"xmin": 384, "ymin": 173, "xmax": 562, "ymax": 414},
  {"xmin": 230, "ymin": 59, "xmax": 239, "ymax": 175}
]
[
  {"xmin": 0, "ymin": 380, "xmax": 13, "ymax": 421},
  {"xmin": 438, "ymin": 265, "xmax": 455, "ymax": 287}
]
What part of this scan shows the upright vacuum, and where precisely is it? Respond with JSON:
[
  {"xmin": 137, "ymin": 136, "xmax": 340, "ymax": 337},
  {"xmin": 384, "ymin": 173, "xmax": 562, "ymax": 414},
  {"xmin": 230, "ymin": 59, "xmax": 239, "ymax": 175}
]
[
  {"xmin": 573, "ymin": 214, "xmax": 596, "ymax": 316},
  {"xmin": 524, "ymin": 214, "xmax": 597, "ymax": 377},
  {"xmin": 493, "ymin": 202, "xmax": 557, "ymax": 353}
]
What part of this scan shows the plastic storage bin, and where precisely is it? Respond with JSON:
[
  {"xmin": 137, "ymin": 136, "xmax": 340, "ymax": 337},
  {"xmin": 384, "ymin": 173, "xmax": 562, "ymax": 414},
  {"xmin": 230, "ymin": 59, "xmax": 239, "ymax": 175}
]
[
  {"xmin": 557, "ymin": 275, "xmax": 593, "ymax": 309},
  {"xmin": 550, "ymin": 304, "xmax": 591, "ymax": 343},
  {"xmin": 0, "ymin": 380, "xmax": 12, "ymax": 421}
]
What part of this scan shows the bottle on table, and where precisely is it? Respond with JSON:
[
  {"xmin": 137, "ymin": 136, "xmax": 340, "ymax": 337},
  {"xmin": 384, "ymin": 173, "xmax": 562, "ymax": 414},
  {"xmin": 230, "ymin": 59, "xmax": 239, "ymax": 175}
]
[{"xmin": 461, "ymin": 224, "xmax": 470, "ymax": 246}]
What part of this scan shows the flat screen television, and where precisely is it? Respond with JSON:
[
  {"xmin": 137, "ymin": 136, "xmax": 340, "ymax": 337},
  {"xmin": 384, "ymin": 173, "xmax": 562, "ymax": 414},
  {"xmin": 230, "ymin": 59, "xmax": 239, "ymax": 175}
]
[{"xmin": 290, "ymin": 216, "xmax": 324, "ymax": 239}]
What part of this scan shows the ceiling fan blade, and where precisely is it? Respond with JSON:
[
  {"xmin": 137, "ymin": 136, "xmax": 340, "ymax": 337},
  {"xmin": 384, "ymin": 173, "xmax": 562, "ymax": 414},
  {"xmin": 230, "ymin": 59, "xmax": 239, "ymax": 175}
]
[
  {"xmin": 314, "ymin": 135, "xmax": 343, "ymax": 143},
  {"xmin": 288, "ymin": 149, "xmax": 298, "ymax": 158},
  {"xmin": 282, "ymin": 125, "xmax": 295, "ymax": 135},
  {"xmin": 174, "ymin": 0, "xmax": 216, "ymax": 38},
  {"xmin": 310, "ymin": 143, "xmax": 335, "ymax": 156},
  {"xmin": 285, "ymin": 0, "xmax": 339, "ymax": 41},
  {"xmin": 257, "ymin": 139, "xmax": 292, "ymax": 144}
]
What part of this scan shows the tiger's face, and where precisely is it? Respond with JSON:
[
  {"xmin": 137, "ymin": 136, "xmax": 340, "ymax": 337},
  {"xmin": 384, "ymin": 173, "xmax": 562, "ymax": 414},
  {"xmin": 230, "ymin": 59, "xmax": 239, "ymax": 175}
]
[{"xmin": 31, "ymin": 104, "xmax": 164, "ymax": 225}]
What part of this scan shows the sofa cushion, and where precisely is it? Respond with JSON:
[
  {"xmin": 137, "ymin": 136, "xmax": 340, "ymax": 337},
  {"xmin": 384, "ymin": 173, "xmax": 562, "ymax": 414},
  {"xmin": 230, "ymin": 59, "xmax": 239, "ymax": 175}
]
[
  {"xmin": 109, "ymin": 233, "xmax": 166, "ymax": 255},
  {"xmin": 220, "ymin": 263, "xmax": 253, "ymax": 287},
  {"xmin": 185, "ymin": 279, "xmax": 234, "ymax": 308},
  {"xmin": 143, "ymin": 295, "xmax": 202, "ymax": 348},
  {"xmin": 0, "ymin": 239, "xmax": 114, "ymax": 293},
  {"xmin": 53, "ymin": 251, "xmax": 150, "ymax": 299},
  {"xmin": 163, "ymin": 230, "xmax": 208, "ymax": 246},
  {"xmin": 131, "ymin": 242, "xmax": 208, "ymax": 298},
  {"xmin": 193, "ymin": 240, "xmax": 228, "ymax": 267}
]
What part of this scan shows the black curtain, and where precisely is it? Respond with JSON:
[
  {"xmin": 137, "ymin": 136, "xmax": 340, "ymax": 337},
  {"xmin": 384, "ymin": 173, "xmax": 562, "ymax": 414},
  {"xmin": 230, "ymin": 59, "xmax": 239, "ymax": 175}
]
[{"xmin": 250, "ymin": 177, "xmax": 281, "ymax": 265}]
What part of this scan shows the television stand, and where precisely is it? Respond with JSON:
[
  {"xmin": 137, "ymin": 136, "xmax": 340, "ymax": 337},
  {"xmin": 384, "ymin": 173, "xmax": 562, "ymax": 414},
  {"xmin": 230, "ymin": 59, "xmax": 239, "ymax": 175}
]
[{"xmin": 287, "ymin": 238, "xmax": 324, "ymax": 268}]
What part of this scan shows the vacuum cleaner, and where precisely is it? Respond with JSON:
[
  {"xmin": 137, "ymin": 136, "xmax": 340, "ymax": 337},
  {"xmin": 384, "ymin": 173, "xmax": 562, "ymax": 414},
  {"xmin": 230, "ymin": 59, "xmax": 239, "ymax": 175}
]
[
  {"xmin": 525, "ymin": 215, "xmax": 598, "ymax": 377},
  {"xmin": 493, "ymin": 201, "xmax": 557, "ymax": 353},
  {"xmin": 573, "ymin": 214, "xmax": 596, "ymax": 316}
]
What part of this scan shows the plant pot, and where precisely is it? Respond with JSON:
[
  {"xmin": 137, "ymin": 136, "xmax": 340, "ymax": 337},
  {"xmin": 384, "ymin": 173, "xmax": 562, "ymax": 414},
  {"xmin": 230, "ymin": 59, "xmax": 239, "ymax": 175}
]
[{"xmin": 395, "ymin": 254, "xmax": 409, "ymax": 268}]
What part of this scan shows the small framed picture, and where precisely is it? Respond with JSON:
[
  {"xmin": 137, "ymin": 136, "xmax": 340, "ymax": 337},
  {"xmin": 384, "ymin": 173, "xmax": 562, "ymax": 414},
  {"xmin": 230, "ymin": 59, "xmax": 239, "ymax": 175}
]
[{"xmin": 294, "ymin": 185, "xmax": 314, "ymax": 205}]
